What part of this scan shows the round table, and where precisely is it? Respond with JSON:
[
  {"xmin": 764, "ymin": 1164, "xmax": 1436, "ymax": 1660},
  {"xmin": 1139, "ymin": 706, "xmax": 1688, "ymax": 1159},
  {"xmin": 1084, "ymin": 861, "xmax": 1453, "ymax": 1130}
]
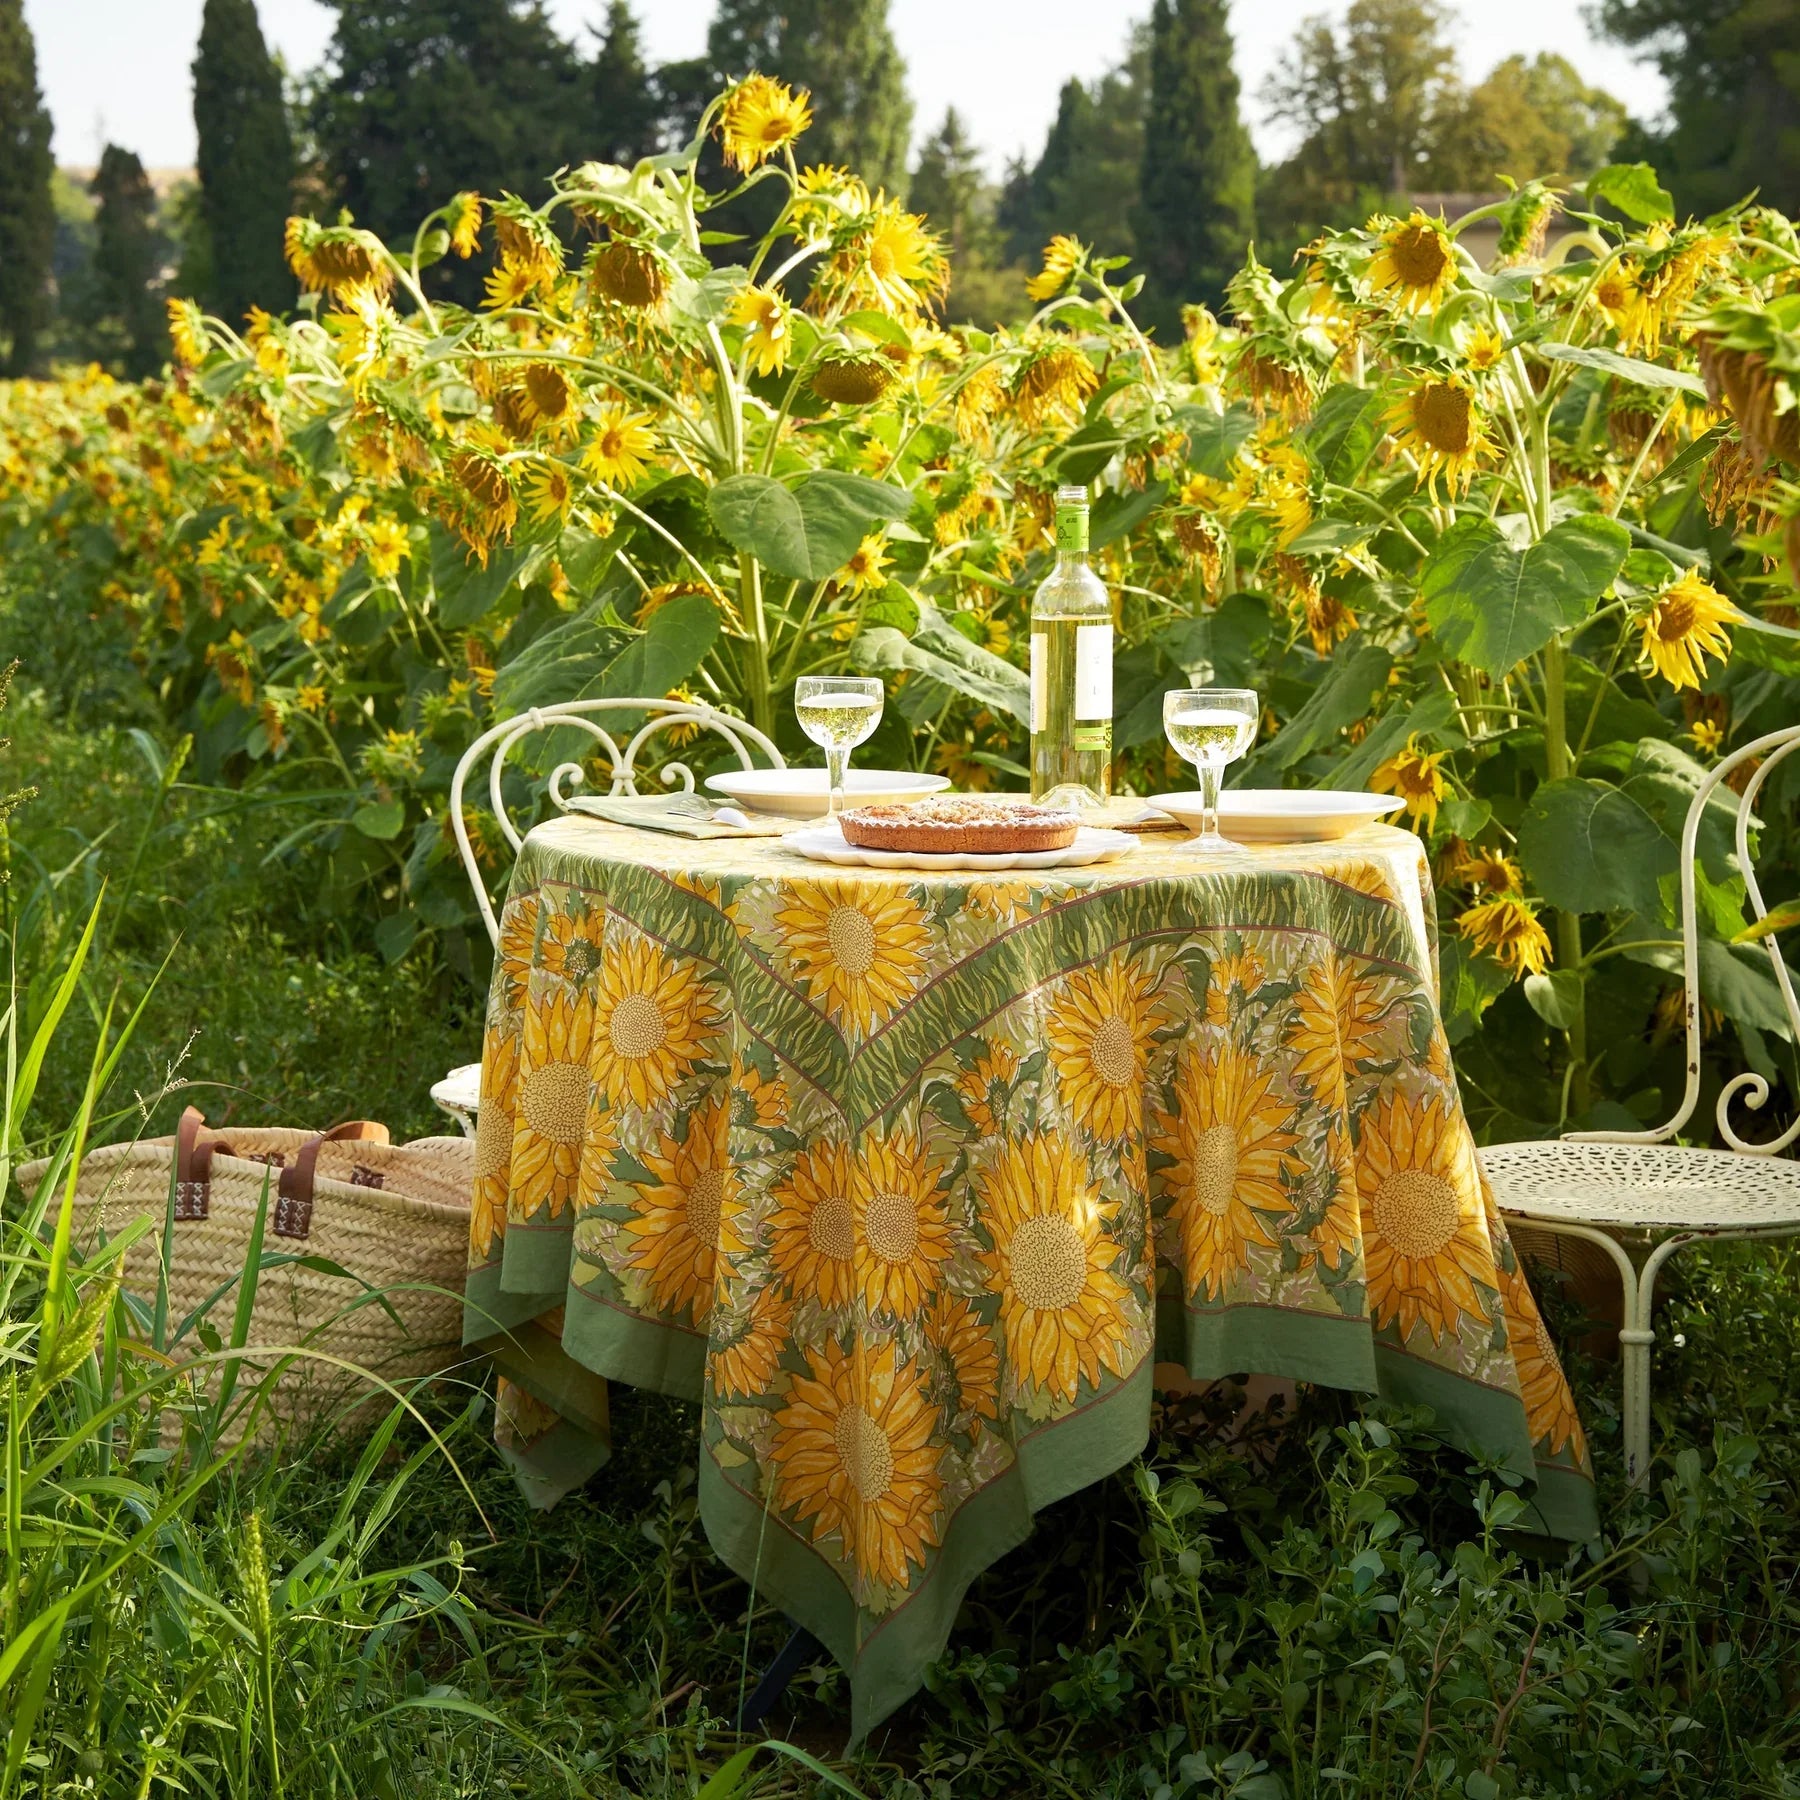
[{"xmin": 461, "ymin": 813, "xmax": 1597, "ymax": 1737}]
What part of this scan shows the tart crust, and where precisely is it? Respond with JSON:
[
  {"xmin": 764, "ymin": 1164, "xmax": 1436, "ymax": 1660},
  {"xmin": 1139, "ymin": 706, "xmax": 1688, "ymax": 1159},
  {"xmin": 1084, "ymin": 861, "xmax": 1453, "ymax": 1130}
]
[{"xmin": 837, "ymin": 796, "xmax": 1080, "ymax": 854}]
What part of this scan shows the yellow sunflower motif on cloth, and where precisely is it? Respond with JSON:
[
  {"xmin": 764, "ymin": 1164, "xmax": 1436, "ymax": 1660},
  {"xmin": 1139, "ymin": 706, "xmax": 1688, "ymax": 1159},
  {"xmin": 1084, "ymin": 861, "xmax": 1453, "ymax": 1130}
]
[
  {"xmin": 925, "ymin": 1291, "xmax": 1001, "ymax": 1427},
  {"xmin": 850, "ymin": 1132, "xmax": 954, "ymax": 1321},
  {"xmin": 495, "ymin": 893, "xmax": 540, "ymax": 1008},
  {"xmin": 1355, "ymin": 1090, "xmax": 1494, "ymax": 1346},
  {"xmin": 589, "ymin": 934, "xmax": 720, "ymax": 1112},
  {"xmin": 471, "ymin": 1026, "xmax": 518, "ymax": 1261},
  {"xmin": 1153, "ymin": 1040, "xmax": 1301, "ymax": 1301},
  {"xmin": 769, "ymin": 1139, "xmax": 861, "ymax": 1310},
  {"xmin": 731, "ymin": 1056, "xmax": 787, "ymax": 1133},
  {"xmin": 1047, "ymin": 955, "xmax": 1160, "ymax": 1144},
  {"xmin": 618, "ymin": 1093, "xmax": 734, "ymax": 1325},
  {"xmin": 1497, "ymin": 1255, "xmax": 1586, "ymax": 1459},
  {"xmin": 771, "ymin": 1334, "xmax": 943, "ymax": 1599},
  {"xmin": 538, "ymin": 904, "xmax": 606, "ymax": 987},
  {"xmin": 708, "ymin": 1280, "xmax": 793, "ymax": 1400},
  {"xmin": 957, "ymin": 1038, "xmax": 1018, "ymax": 1139},
  {"xmin": 1204, "ymin": 943, "xmax": 1264, "ymax": 1028},
  {"xmin": 510, "ymin": 988, "xmax": 598, "ymax": 1221},
  {"xmin": 774, "ymin": 877, "xmax": 930, "ymax": 1033},
  {"xmin": 1287, "ymin": 956, "xmax": 1391, "ymax": 1111},
  {"xmin": 495, "ymin": 1377, "xmax": 561, "ymax": 1453},
  {"xmin": 976, "ymin": 1133, "xmax": 1138, "ymax": 1403}
]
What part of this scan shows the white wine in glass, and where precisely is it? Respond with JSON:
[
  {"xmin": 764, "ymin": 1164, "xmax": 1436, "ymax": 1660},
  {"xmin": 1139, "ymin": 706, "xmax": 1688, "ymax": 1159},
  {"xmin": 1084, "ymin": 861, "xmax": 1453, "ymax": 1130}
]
[
  {"xmin": 794, "ymin": 675, "xmax": 884, "ymax": 818},
  {"xmin": 1163, "ymin": 687, "xmax": 1257, "ymax": 853}
]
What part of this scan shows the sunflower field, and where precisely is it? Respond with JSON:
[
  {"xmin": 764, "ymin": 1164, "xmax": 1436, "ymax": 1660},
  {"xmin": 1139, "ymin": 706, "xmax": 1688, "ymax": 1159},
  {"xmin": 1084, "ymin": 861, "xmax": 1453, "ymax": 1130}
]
[{"xmin": 2, "ymin": 76, "xmax": 1797, "ymax": 1148}]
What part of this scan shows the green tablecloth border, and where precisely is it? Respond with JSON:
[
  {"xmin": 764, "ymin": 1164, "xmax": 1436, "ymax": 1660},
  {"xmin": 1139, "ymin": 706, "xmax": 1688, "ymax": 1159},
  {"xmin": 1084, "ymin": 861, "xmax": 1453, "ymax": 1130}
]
[{"xmin": 700, "ymin": 1354, "xmax": 1158, "ymax": 1742}]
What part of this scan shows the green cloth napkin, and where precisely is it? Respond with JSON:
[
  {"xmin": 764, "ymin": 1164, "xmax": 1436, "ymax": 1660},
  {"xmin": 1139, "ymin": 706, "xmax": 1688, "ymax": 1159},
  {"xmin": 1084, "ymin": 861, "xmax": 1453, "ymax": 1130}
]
[{"xmin": 563, "ymin": 792, "xmax": 792, "ymax": 838}]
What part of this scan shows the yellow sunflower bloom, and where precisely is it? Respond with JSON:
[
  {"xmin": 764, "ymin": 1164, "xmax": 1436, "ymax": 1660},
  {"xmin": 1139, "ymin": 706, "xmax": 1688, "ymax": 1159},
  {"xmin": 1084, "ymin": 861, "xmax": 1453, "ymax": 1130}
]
[
  {"xmin": 1638, "ymin": 569, "xmax": 1734, "ymax": 690},
  {"xmin": 1385, "ymin": 373, "xmax": 1491, "ymax": 498},
  {"xmin": 839, "ymin": 534, "xmax": 890, "ymax": 594},
  {"xmin": 952, "ymin": 362, "xmax": 1005, "ymax": 450},
  {"xmin": 731, "ymin": 1057, "xmax": 788, "ymax": 1133},
  {"xmin": 471, "ymin": 1026, "xmax": 518, "ymax": 1262},
  {"xmin": 925, "ymin": 1291, "xmax": 1001, "ymax": 1426},
  {"xmin": 522, "ymin": 460, "xmax": 576, "ymax": 525},
  {"xmin": 1047, "ymin": 955, "xmax": 1160, "ymax": 1145},
  {"xmin": 1026, "ymin": 233, "xmax": 1084, "ymax": 302},
  {"xmin": 719, "ymin": 74, "xmax": 813, "ymax": 172},
  {"xmin": 516, "ymin": 362, "xmax": 579, "ymax": 436},
  {"xmin": 708, "ymin": 1281, "xmax": 793, "ymax": 1401},
  {"xmin": 510, "ymin": 988, "xmax": 598, "ymax": 1221},
  {"xmin": 769, "ymin": 1138, "xmax": 860, "ymax": 1309},
  {"xmin": 445, "ymin": 191, "xmax": 483, "ymax": 259},
  {"xmin": 1011, "ymin": 343, "xmax": 1099, "ymax": 429},
  {"xmin": 1366, "ymin": 211, "xmax": 1459, "ymax": 314},
  {"xmin": 772, "ymin": 1334, "xmax": 942, "ymax": 1597},
  {"xmin": 1355, "ymin": 1090, "xmax": 1493, "ymax": 1345},
  {"xmin": 1371, "ymin": 734, "xmax": 1450, "ymax": 833},
  {"xmin": 727, "ymin": 284, "xmax": 793, "ymax": 376},
  {"xmin": 619, "ymin": 1094, "xmax": 733, "ymax": 1325},
  {"xmin": 483, "ymin": 256, "xmax": 542, "ymax": 311},
  {"xmin": 363, "ymin": 515, "xmax": 410, "ymax": 579},
  {"xmin": 167, "ymin": 298, "xmax": 208, "ymax": 368},
  {"xmin": 1496, "ymin": 1254, "xmax": 1586, "ymax": 1459},
  {"xmin": 976, "ymin": 1133, "xmax": 1138, "ymax": 1403},
  {"xmin": 1462, "ymin": 324, "xmax": 1506, "ymax": 372},
  {"xmin": 774, "ymin": 877, "xmax": 930, "ymax": 1033},
  {"xmin": 1152, "ymin": 1040, "xmax": 1300, "ymax": 1302},
  {"xmin": 1455, "ymin": 847, "xmax": 1523, "ymax": 893},
  {"xmin": 1689, "ymin": 718, "xmax": 1724, "ymax": 757},
  {"xmin": 588, "ymin": 935, "xmax": 720, "ymax": 1112},
  {"xmin": 820, "ymin": 197, "xmax": 948, "ymax": 319},
  {"xmin": 581, "ymin": 404, "xmax": 659, "ymax": 490},
  {"xmin": 1286, "ymin": 956, "xmax": 1391, "ymax": 1112},
  {"xmin": 1457, "ymin": 894, "xmax": 1553, "ymax": 979}
]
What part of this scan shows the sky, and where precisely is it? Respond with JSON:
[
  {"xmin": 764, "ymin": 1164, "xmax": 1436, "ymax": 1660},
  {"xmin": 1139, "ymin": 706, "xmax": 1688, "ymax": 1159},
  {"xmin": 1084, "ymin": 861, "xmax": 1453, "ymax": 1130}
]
[{"xmin": 28, "ymin": 0, "xmax": 1669, "ymax": 177}]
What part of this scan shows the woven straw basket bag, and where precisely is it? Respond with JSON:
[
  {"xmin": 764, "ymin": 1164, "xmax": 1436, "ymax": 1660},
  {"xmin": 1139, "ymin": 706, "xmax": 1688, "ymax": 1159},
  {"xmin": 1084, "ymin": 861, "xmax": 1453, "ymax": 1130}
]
[{"xmin": 20, "ymin": 1107, "xmax": 474, "ymax": 1434}]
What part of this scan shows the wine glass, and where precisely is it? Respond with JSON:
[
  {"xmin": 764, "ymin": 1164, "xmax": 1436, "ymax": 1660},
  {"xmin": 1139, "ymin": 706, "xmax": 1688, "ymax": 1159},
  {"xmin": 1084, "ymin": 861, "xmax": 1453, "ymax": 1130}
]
[
  {"xmin": 794, "ymin": 675, "xmax": 884, "ymax": 820},
  {"xmin": 1163, "ymin": 687, "xmax": 1258, "ymax": 854}
]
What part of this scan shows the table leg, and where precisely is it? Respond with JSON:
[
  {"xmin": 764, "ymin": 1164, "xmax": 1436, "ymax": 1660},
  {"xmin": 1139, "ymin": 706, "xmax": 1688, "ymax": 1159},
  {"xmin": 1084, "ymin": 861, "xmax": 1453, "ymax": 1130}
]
[{"xmin": 735, "ymin": 1623, "xmax": 823, "ymax": 1733}]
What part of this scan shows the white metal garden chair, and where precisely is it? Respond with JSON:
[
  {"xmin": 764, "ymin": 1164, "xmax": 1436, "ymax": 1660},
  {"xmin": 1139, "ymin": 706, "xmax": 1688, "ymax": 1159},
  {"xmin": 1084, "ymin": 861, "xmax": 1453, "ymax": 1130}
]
[
  {"xmin": 430, "ymin": 698, "xmax": 785, "ymax": 1131},
  {"xmin": 1480, "ymin": 722, "xmax": 1800, "ymax": 1486}
]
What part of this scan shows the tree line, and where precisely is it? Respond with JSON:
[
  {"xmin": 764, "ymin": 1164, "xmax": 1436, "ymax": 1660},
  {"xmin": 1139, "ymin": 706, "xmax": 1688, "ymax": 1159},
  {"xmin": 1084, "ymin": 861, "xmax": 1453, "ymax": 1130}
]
[{"xmin": 0, "ymin": 0, "xmax": 1795, "ymax": 376}]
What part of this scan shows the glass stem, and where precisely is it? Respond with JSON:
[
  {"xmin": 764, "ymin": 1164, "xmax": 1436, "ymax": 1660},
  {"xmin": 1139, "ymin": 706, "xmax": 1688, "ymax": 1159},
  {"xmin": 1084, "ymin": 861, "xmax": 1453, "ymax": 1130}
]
[
  {"xmin": 826, "ymin": 745, "xmax": 848, "ymax": 818},
  {"xmin": 1199, "ymin": 761, "xmax": 1221, "ymax": 841}
]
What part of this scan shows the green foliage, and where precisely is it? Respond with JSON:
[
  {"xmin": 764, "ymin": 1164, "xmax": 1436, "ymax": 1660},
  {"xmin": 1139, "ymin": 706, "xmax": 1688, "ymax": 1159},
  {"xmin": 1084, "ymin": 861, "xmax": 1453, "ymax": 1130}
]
[
  {"xmin": 1135, "ymin": 0, "xmax": 1258, "ymax": 327},
  {"xmin": 1594, "ymin": 0, "xmax": 1800, "ymax": 217},
  {"xmin": 589, "ymin": 0, "xmax": 662, "ymax": 167},
  {"xmin": 193, "ymin": 0, "xmax": 296, "ymax": 325},
  {"xmin": 304, "ymin": 0, "xmax": 594, "ymax": 296},
  {"xmin": 84, "ymin": 148, "xmax": 169, "ymax": 381},
  {"xmin": 0, "ymin": 0, "xmax": 54, "ymax": 375},
  {"xmin": 707, "ymin": 0, "xmax": 913, "ymax": 195}
]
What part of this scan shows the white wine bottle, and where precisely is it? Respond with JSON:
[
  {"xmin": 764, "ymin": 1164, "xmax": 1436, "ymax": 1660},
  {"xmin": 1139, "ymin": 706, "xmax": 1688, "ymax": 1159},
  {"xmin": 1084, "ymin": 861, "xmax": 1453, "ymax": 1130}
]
[{"xmin": 1029, "ymin": 484, "xmax": 1113, "ymax": 809}]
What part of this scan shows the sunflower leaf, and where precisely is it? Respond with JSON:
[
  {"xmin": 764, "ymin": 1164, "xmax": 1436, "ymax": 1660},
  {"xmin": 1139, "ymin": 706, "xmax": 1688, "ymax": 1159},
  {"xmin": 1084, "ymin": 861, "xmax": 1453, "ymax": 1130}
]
[
  {"xmin": 1421, "ymin": 515, "xmax": 1630, "ymax": 676},
  {"xmin": 708, "ymin": 471, "xmax": 912, "ymax": 582},
  {"xmin": 1535, "ymin": 341, "xmax": 1708, "ymax": 397}
]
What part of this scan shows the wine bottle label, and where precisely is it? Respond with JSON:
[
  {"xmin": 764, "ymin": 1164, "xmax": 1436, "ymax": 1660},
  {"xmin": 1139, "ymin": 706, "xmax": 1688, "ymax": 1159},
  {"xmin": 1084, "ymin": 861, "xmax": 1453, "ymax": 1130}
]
[
  {"xmin": 1030, "ymin": 631, "xmax": 1045, "ymax": 731},
  {"xmin": 1074, "ymin": 624, "xmax": 1111, "ymax": 720},
  {"xmin": 1054, "ymin": 504, "xmax": 1089, "ymax": 554}
]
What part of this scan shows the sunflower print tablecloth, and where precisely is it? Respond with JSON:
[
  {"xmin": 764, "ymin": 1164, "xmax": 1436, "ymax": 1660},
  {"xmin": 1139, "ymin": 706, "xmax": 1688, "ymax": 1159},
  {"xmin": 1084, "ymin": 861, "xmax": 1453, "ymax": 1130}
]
[{"xmin": 462, "ymin": 814, "xmax": 1596, "ymax": 1736}]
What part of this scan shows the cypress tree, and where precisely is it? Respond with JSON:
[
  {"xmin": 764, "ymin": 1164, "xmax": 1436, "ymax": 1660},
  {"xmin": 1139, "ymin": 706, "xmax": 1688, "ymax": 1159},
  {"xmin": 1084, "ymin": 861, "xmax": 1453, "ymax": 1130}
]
[
  {"xmin": 591, "ymin": 0, "xmax": 661, "ymax": 164},
  {"xmin": 88, "ymin": 146, "xmax": 168, "ymax": 379},
  {"xmin": 193, "ymin": 0, "xmax": 295, "ymax": 323},
  {"xmin": 0, "ymin": 0, "xmax": 55, "ymax": 374},
  {"xmin": 1135, "ymin": 0, "xmax": 1257, "ymax": 328},
  {"xmin": 707, "ymin": 0, "xmax": 913, "ymax": 194}
]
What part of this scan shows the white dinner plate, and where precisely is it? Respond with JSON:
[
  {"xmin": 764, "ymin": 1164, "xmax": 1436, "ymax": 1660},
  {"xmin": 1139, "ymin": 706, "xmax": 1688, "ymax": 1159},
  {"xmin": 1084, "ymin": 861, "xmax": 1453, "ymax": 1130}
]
[
  {"xmin": 705, "ymin": 767, "xmax": 951, "ymax": 818},
  {"xmin": 1146, "ymin": 789, "xmax": 1406, "ymax": 843},
  {"xmin": 787, "ymin": 822, "xmax": 1139, "ymax": 871}
]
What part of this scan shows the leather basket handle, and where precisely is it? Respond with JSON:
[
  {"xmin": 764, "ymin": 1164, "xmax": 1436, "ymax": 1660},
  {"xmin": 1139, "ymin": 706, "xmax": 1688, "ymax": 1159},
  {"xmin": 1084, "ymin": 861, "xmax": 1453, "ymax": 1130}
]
[
  {"xmin": 274, "ymin": 1120, "xmax": 390, "ymax": 1240},
  {"xmin": 174, "ymin": 1106, "xmax": 213, "ymax": 1220}
]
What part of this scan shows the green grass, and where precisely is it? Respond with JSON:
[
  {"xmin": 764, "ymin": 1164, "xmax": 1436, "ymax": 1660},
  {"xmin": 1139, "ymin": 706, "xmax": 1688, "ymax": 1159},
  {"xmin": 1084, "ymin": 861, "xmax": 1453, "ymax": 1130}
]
[{"xmin": 5, "ymin": 694, "xmax": 1800, "ymax": 1799}]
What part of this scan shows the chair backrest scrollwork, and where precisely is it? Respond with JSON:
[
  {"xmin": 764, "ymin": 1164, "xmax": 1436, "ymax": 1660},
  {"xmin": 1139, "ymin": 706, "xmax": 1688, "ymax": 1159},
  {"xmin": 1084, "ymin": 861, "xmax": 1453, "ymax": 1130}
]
[
  {"xmin": 1567, "ymin": 721, "xmax": 1800, "ymax": 1154},
  {"xmin": 449, "ymin": 698, "xmax": 784, "ymax": 945}
]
